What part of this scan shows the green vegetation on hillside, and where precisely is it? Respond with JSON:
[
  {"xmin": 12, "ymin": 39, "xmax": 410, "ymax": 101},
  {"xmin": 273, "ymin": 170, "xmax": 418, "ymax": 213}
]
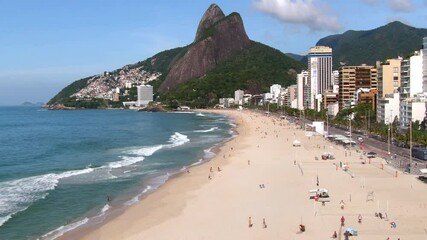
[
  {"xmin": 317, "ymin": 21, "xmax": 427, "ymax": 68},
  {"xmin": 47, "ymin": 76, "xmax": 93, "ymax": 105},
  {"xmin": 159, "ymin": 41, "xmax": 306, "ymax": 108}
]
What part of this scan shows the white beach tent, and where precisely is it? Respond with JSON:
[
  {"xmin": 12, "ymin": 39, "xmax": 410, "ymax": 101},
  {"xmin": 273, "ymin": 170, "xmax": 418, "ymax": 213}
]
[
  {"xmin": 420, "ymin": 169, "xmax": 427, "ymax": 174},
  {"xmin": 293, "ymin": 140, "xmax": 301, "ymax": 147}
]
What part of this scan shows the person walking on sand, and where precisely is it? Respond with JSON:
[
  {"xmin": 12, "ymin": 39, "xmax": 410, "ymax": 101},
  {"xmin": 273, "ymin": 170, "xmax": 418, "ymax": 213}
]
[
  {"xmin": 341, "ymin": 216, "xmax": 345, "ymax": 226},
  {"xmin": 262, "ymin": 218, "xmax": 267, "ymax": 228},
  {"xmin": 248, "ymin": 217, "xmax": 253, "ymax": 228}
]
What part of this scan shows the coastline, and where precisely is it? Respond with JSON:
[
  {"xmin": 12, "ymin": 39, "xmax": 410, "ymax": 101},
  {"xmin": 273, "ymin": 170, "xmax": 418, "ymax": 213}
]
[
  {"xmin": 61, "ymin": 109, "xmax": 427, "ymax": 240},
  {"xmin": 52, "ymin": 110, "xmax": 238, "ymax": 240}
]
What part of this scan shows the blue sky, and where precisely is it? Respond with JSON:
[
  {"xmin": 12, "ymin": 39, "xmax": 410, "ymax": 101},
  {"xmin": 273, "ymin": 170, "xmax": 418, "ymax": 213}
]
[{"xmin": 0, "ymin": 0, "xmax": 426, "ymax": 105}]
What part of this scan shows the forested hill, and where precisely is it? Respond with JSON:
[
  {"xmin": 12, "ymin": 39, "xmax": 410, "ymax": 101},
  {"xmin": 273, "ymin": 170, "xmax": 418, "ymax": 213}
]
[{"xmin": 317, "ymin": 21, "xmax": 427, "ymax": 67}]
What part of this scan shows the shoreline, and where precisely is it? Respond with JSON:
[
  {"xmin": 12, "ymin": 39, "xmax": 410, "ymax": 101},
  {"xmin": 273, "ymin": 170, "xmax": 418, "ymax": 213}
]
[
  {"xmin": 51, "ymin": 110, "xmax": 237, "ymax": 240},
  {"xmin": 62, "ymin": 109, "xmax": 427, "ymax": 240}
]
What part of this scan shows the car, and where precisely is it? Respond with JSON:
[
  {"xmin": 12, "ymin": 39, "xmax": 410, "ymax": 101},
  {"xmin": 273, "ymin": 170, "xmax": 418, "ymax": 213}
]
[
  {"xmin": 367, "ymin": 151, "xmax": 377, "ymax": 158},
  {"xmin": 357, "ymin": 137, "xmax": 363, "ymax": 142}
]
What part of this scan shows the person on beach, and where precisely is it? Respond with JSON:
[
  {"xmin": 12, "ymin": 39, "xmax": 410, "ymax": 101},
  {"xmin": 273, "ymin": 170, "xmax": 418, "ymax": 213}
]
[
  {"xmin": 358, "ymin": 214, "xmax": 362, "ymax": 223},
  {"xmin": 332, "ymin": 231, "xmax": 337, "ymax": 238},
  {"xmin": 208, "ymin": 174, "xmax": 211, "ymax": 180},
  {"xmin": 262, "ymin": 218, "xmax": 267, "ymax": 228},
  {"xmin": 340, "ymin": 200, "xmax": 345, "ymax": 209},
  {"xmin": 248, "ymin": 217, "xmax": 253, "ymax": 228},
  {"xmin": 341, "ymin": 216, "xmax": 345, "ymax": 226},
  {"xmin": 217, "ymin": 167, "xmax": 221, "ymax": 172}
]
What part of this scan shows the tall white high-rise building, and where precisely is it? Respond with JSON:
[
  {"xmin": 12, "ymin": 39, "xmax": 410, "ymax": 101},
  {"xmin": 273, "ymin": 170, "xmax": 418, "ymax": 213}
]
[
  {"xmin": 400, "ymin": 50, "xmax": 424, "ymax": 129},
  {"xmin": 234, "ymin": 89, "xmax": 244, "ymax": 105},
  {"xmin": 400, "ymin": 50, "xmax": 423, "ymax": 99},
  {"xmin": 307, "ymin": 46, "xmax": 332, "ymax": 110},
  {"xmin": 297, "ymin": 70, "xmax": 308, "ymax": 110},
  {"xmin": 137, "ymin": 85, "xmax": 153, "ymax": 106}
]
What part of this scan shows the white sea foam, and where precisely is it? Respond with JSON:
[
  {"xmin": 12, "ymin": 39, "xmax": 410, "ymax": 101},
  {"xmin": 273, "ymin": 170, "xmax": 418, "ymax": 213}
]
[
  {"xmin": 125, "ymin": 185, "xmax": 153, "ymax": 206},
  {"xmin": 100, "ymin": 204, "xmax": 110, "ymax": 215},
  {"xmin": 0, "ymin": 214, "xmax": 12, "ymax": 227},
  {"xmin": 166, "ymin": 132, "xmax": 189, "ymax": 148},
  {"xmin": 203, "ymin": 148, "xmax": 216, "ymax": 159},
  {"xmin": 125, "ymin": 145, "xmax": 163, "ymax": 157},
  {"xmin": 41, "ymin": 217, "xmax": 89, "ymax": 240},
  {"xmin": 194, "ymin": 127, "xmax": 218, "ymax": 133},
  {"xmin": 108, "ymin": 156, "xmax": 145, "ymax": 169},
  {"xmin": 196, "ymin": 113, "xmax": 205, "ymax": 117},
  {"xmin": 0, "ymin": 168, "xmax": 94, "ymax": 227}
]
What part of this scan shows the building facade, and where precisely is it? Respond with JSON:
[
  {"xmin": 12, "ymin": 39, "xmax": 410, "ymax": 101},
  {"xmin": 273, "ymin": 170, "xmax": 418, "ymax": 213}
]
[
  {"xmin": 377, "ymin": 58, "xmax": 402, "ymax": 99},
  {"xmin": 377, "ymin": 92, "xmax": 400, "ymax": 124},
  {"xmin": 297, "ymin": 70, "xmax": 309, "ymax": 110},
  {"xmin": 400, "ymin": 50, "xmax": 423, "ymax": 99},
  {"xmin": 306, "ymin": 46, "xmax": 333, "ymax": 110},
  {"xmin": 234, "ymin": 89, "xmax": 244, "ymax": 105},
  {"xmin": 423, "ymin": 37, "xmax": 427, "ymax": 92},
  {"xmin": 338, "ymin": 65, "xmax": 376, "ymax": 110},
  {"xmin": 137, "ymin": 85, "xmax": 153, "ymax": 106}
]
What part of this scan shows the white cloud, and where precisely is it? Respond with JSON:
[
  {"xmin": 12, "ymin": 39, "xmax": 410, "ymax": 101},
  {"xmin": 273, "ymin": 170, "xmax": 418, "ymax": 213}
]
[
  {"xmin": 388, "ymin": 0, "xmax": 414, "ymax": 12},
  {"xmin": 252, "ymin": 0, "xmax": 342, "ymax": 32}
]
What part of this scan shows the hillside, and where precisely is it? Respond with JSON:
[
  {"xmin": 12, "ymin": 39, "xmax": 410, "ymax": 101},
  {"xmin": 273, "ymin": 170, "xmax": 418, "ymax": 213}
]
[
  {"xmin": 317, "ymin": 21, "xmax": 427, "ymax": 67},
  {"xmin": 47, "ymin": 4, "xmax": 304, "ymax": 108},
  {"xmin": 161, "ymin": 41, "xmax": 305, "ymax": 107}
]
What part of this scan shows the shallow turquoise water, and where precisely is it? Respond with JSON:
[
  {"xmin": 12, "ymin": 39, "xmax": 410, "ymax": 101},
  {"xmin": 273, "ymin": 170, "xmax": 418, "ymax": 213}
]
[{"xmin": 0, "ymin": 107, "xmax": 232, "ymax": 239}]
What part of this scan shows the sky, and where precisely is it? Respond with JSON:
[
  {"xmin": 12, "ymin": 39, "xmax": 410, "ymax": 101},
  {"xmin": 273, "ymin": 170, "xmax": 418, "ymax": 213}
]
[{"xmin": 0, "ymin": 0, "xmax": 426, "ymax": 105}]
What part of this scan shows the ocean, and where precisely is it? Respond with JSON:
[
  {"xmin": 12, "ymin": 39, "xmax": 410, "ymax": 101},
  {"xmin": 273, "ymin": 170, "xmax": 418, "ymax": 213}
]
[{"xmin": 0, "ymin": 106, "xmax": 233, "ymax": 239}]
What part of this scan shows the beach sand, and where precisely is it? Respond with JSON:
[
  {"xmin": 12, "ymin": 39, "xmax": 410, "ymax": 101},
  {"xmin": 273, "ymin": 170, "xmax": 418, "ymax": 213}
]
[{"xmin": 63, "ymin": 109, "xmax": 427, "ymax": 240}]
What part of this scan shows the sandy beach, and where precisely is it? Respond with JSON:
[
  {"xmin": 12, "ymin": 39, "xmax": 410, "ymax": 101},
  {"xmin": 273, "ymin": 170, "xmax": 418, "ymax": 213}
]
[{"xmin": 63, "ymin": 109, "xmax": 427, "ymax": 240}]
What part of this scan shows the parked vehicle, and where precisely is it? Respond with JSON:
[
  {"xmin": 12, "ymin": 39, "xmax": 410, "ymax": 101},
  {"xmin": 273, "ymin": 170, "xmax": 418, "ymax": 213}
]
[{"xmin": 412, "ymin": 147, "xmax": 427, "ymax": 161}]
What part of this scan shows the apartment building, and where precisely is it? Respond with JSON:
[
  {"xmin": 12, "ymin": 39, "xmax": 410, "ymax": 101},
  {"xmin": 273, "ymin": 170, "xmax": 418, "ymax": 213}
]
[{"xmin": 338, "ymin": 65, "xmax": 376, "ymax": 110}]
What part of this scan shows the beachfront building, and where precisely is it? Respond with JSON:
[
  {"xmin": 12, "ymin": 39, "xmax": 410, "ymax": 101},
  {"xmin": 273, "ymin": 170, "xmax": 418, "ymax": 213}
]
[
  {"xmin": 282, "ymin": 85, "xmax": 297, "ymax": 108},
  {"xmin": 306, "ymin": 46, "xmax": 333, "ymax": 110},
  {"xmin": 423, "ymin": 37, "xmax": 427, "ymax": 92},
  {"xmin": 400, "ymin": 95, "xmax": 426, "ymax": 130},
  {"xmin": 377, "ymin": 58, "xmax": 402, "ymax": 123},
  {"xmin": 338, "ymin": 65, "xmax": 377, "ymax": 110},
  {"xmin": 377, "ymin": 92, "xmax": 400, "ymax": 124},
  {"xmin": 399, "ymin": 48, "xmax": 426, "ymax": 129},
  {"xmin": 234, "ymin": 89, "xmax": 244, "ymax": 105},
  {"xmin": 400, "ymin": 50, "xmax": 423, "ymax": 99},
  {"xmin": 137, "ymin": 85, "xmax": 153, "ymax": 106},
  {"xmin": 270, "ymin": 84, "xmax": 282, "ymax": 103},
  {"xmin": 377, "ymin": 58, "xmax": 402, "ymax": 99},
  {"xmin": 297, "ymin": 70, "xmax": 308, "ymax": 110}
]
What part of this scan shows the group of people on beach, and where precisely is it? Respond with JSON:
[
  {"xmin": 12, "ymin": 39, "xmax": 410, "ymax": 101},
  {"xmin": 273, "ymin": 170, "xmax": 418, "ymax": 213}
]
[{"xmin": 248, "ymin": 217, "xmax": 267, "ymax": 229}]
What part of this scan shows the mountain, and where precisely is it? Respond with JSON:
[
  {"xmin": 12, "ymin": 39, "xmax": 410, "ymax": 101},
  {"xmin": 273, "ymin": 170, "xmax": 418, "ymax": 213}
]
[
  {"xmin": 48, "ymin": 4, "xmax": 304, "ymax": 108},
  {"xmin": 317, "ymin": 21, "xmax": 427, "ymax": 68},
  {"xmin": 159, "ymin": 4, "xmax": 251, "ymax": 92},
  {"xmin": 162, "ymin": 41, "xmax": 304, "ymax": 107}
]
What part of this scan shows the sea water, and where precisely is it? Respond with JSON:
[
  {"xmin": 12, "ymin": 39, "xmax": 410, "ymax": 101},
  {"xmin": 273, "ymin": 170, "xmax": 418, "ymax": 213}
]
[{"xmin": 0, "ymin": 107, "xmax": 233, "ymax": 239}]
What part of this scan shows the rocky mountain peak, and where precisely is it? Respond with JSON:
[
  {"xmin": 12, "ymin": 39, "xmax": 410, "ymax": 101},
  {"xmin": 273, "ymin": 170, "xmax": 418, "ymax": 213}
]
[
  {"xmin": 194, "ymin": 4, "xmax": 225, "ymax": 42},
  {"xmin": 159, "ymin": 4, "xmax": 251, "ymax": 93}
]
